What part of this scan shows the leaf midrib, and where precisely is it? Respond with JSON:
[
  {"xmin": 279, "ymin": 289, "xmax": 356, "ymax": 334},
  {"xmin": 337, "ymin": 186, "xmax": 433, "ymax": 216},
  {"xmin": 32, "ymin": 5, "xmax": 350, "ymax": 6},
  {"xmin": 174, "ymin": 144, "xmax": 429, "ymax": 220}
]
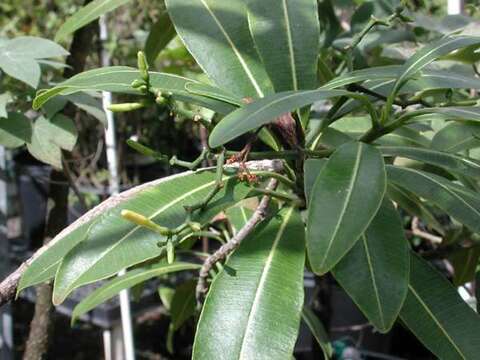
[
  {"xmin": 399, "ymin": 37, "xmax": 462, "ymax": 84},
  {"xmin": 319, "ymin": 143, "xmax": 363, "ymax": 269},
  {"xmin": 281, "ymin": 0, "xmax": 297, "ymax": 91},
  {"xmin": 237, "ymin": 207, "xmax": 294, "ymax": 359},
  {"xmin": 392, "ymin": 167, "xmax": 480, "ymax": 219},
  {"xmin": 198, "ymin": 0, "xmax": 264, "ymax": 97},
  {"xmin": 407, "ymin": 284, "xmax": 466, "ymax": 359},
  {"xmin": 381, "ymin": 146, "xmax": 480, "ymax": 173},
  {"xmin": 57, "ymin": 174, "xmax": 237, "ymax": 301},
  {"xmin": 75, "ymin": 263, "xmax": 199, "ymax": 317},
  {"xmin": 362, "ymin": 234, "xmax": 385, "ymax": 328}
]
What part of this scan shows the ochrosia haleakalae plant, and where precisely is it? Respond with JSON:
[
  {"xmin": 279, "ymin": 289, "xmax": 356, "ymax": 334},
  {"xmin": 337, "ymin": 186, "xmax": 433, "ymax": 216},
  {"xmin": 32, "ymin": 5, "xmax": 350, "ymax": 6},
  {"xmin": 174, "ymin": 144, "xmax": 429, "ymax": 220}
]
[{"xmin": 8, "ymin": 0, "xmax": 480, "ymax": 359}]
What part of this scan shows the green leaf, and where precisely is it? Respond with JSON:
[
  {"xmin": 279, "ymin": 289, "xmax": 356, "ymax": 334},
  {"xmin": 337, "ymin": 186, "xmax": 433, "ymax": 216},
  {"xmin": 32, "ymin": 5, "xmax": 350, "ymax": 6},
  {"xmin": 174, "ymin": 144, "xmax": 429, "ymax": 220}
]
[
  {"xmin": 185, "ymin": 82, "xmax": 244, "ymax": 106},
  {"xmin": 18, "ymin": 170, "xmax": 257, "ymax": 296},
  {"xmin": 33, "ymin": 66, "xmax": 235, "ymax": 115},
  {"xmin": 26, "ymin": 114, "xmax": 77, "ymax": 168},
  {"xmin": 46, "ymin": 114, "xmax": 78, "ymax": 151},
  {"xmin": 387, "ymin": 166, "xmax": 480, "ymax": 232},
  {"xmin": 144, "ymin": 11, "xmax": 176, "ymax": 64},
  {"xmin": 394, "ymin": 36, "xmax": 480, "ymax": 91},
  {"xmin": 0, "ymin": 112, "xmax": 32, "ymax": 148},
  {"xmin": 208, "ymin": 89, "xmax": 355, "ymax": 148},
  {"xmin": 193, "ymin": 207, "xmax": 305, "ymax": 360},
  {"xmin": 0, "ymin": 36, "xmax": 69, "ymax": 59},
  {"xmin": 407, "ymin": 107, "xmax": 480, "ymax": 124},
  {"xmin": 166, "ymin": 0, "xmax": 272, "ymax": 98},
  {"xmin": 66, "ymin": 93, "xmax": 107, "ymax": 127},
  {"xmin": 55, "ymin": 0, "xmax": 132, "ymax": 42},
  {"xmin": 170, "ymin": 279, "xmax": 197, "ymax": 330},
  {"xmin": 307, "ymin": 142, "xmax": 386, "ymax": 275},
  {"xmin": 0, "ymin": 37, "xmax": 68, "ymax": 88},
  {"xmin": 51, "ymin": 169, "xmax": 263, "ymax": 304},
  {"xmin": 449, "ymin": 246, "xmax": 480, "ymax": 287},
  {"xmin": 406, "ymin": 69, "xmax": 480, "ymax": 91},
  {"xmin": 386, "ymin": 183, "xmax": 444, "ymax": 235},
  {"xmin": 71, "ymin": 262, "xmax": 199, "ymax": 323},
  {"xmin": 400, "ymin": 254, "xmax": 480, "ymax": 359},
  {"xmin": 158, "ymin": 286, "xmax": 174, "ymax": 311},
  {"xmin": 432, "ymin": 122, "xmax": 480, "ymax": 153},
  {"xmin": 303, "ymin": 158, "xmax": 326, "ymax": 203},
  {"xmin": 26, "ymin": 115, "xmax": 76, "ymax": 168},
  {"xmin": 322, "ymin": 65, "xmax": 401, "ymax": 89},
  {"xmin": 247, "ymin": 0, "xmax": 319, "ymax": 92},
  {"xmin": 332, "ymin": 199, "xmax": 409, "ymax": 333},
  {"xmin": 301, "ymin": 307, "xmax": 333, "ymax": 360},
  {"xmin": 380, "ymin": 146, "xmax": 480, "ymax": 178},
  {"xmin": 225, "ymin": 206, "xmax": 252, "ymax": 235},
  {"xmin": 0, "ymin": 57, "xmax": 40, "ymax": 88}
]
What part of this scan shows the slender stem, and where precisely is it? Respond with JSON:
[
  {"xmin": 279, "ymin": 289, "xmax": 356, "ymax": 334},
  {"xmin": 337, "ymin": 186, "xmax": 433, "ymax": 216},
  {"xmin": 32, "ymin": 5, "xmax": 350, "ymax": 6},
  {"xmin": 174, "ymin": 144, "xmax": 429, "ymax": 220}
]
[
  {"xmin": 250, "ymin": 188, "xmax": 303, "ymax": 205},
  {"xmin": 254, "ymin": 171, "xmax": 296, "ymax": 189},
  {"xmin": 196, "ymin": 179, "xmax": 277, "ymax": 304},
  {"xmin": 184, "ymin": 150, "xmax": 225, "ymax": 213},
  {"xmin": 170, "ymin": 148, "xmax": 209, "ymax": 170}
]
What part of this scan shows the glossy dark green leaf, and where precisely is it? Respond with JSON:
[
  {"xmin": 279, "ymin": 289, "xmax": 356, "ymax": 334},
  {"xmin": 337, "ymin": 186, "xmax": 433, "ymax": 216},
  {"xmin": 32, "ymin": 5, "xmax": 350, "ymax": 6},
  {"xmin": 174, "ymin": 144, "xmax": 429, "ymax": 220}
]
[
  {"xmin": 144, "ymin": 11, "xmax": 176, "ymax": 64},
  {"xmin": 0, "ymin": 112, "xmax": 32, "ymax": 148},
  {"xmin": 406, "ymin": 69, "xmax": 480, "ymax": 91},
  {"xmin": 303, "ymin": 158, "xmax": 326, "ymax": 203},
  {"xmin": 18, "ymin": 169, "xmax": 258, "ymax": 299},
  {"xmin": 407, "ymin": 107, "xmax": 480, "ymax": 124},
  {"xmin": 301, "ymin": 307, "xmax": 333, "ymax": 360},
  {"xmin": 193, "ymin": 207, "xmax": 305, "ymax": 360},
  {"xmin": 55, "ymin": 0, "xmax": 132, "ymax": 42},
  {"xmin": 380, "ymin": 146, "xmax": 480, "ymax": 178},
  {"xmin": 166, "ymin": 0, "xmax": 272, "ymax": 98},
  {"xmin": 51, "ymin": 169, "xmax": 261, "ymax": 304},
  {"xmin": 400, "ymin": 254, "xmax": 480, "ymax": 359},
  {"xmin": 387, "ymin": 166, "xmax": 480, "ymax": 232},
  {"xmin": 247, "ymin": 0, "xmax": 319, "ymax": 92},
  {"xmin": 307, "ymin": 142, "xmax": 386, "ymax": 275},
  {"xmin": 33, "ymin": 66, "xmax": 235, "ymax": 115},
  {"xmin": 209, "ymin": 89, "xmax": 354, "ymax": 148},
  {"xmin": 225, "ymin": 206, "xmax": 252, "ymax": 235},
  {"xmin": 449, "ymin": 246, "xmax": 480, "ymax": 287},
  {"xmin": 170, "ymin": 279, "xmax": 197, "ymax": 330},
  {"xmin": 332, "ymin": 199, "xmax": 409, "ymax": 332},
  {"xmin": 432, "ymin": 122, "xmax": 480, "ymax": 153},
  {"xmin": 394, "ymin": 36, "xmax": 480, "ymax": 91},
  {"xmin": 386, "ymin": 184, "xmax": 444, "ymax": 235},
  {"xmin": 322, "ymin": 65, "xmax": 401, "ymax": 90},
  {"xmin": 71, "ymin": 262, "xmax": 199, "ymax": 323},
  {"xmin": 185, "ymin": 82, "xmax": 244, "ymax": 106}
]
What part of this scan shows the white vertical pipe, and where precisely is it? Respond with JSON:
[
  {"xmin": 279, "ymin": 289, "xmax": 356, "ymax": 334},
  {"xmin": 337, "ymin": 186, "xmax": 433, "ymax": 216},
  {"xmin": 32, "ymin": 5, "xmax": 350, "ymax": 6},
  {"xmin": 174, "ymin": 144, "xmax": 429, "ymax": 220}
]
[
  {"xmin": 448, "ymin": 0, "xmax": 464, "ymax": 15},
  {"xmin": 99, "ymin": 15, "xmax": 136, "ymax": 360},
  {"xmin": 0, "ymin": 146, "xmax": 13, "ymax": 360}
]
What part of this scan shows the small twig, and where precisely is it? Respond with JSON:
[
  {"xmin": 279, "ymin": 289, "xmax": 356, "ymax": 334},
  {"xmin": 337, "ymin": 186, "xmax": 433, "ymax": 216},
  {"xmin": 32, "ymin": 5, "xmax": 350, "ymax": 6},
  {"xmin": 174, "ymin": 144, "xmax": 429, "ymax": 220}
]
[
  {"xmin": 411, "ymin": 217, "xmax": 442, "ymax": 244},
  {"xmin": 196, "ymin": 179, "xmax": 278, "ymax": 304},
  {"xmin": 331, "ymin": 322, "xmax": 373, "ymax": 332},
  {"xmin": 170, "ymin": 147, "xmax": 209, "ymax": 170},
  {"xmin": 185, "ymin": 150, "xmax": 225, "ymax": 213}
]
